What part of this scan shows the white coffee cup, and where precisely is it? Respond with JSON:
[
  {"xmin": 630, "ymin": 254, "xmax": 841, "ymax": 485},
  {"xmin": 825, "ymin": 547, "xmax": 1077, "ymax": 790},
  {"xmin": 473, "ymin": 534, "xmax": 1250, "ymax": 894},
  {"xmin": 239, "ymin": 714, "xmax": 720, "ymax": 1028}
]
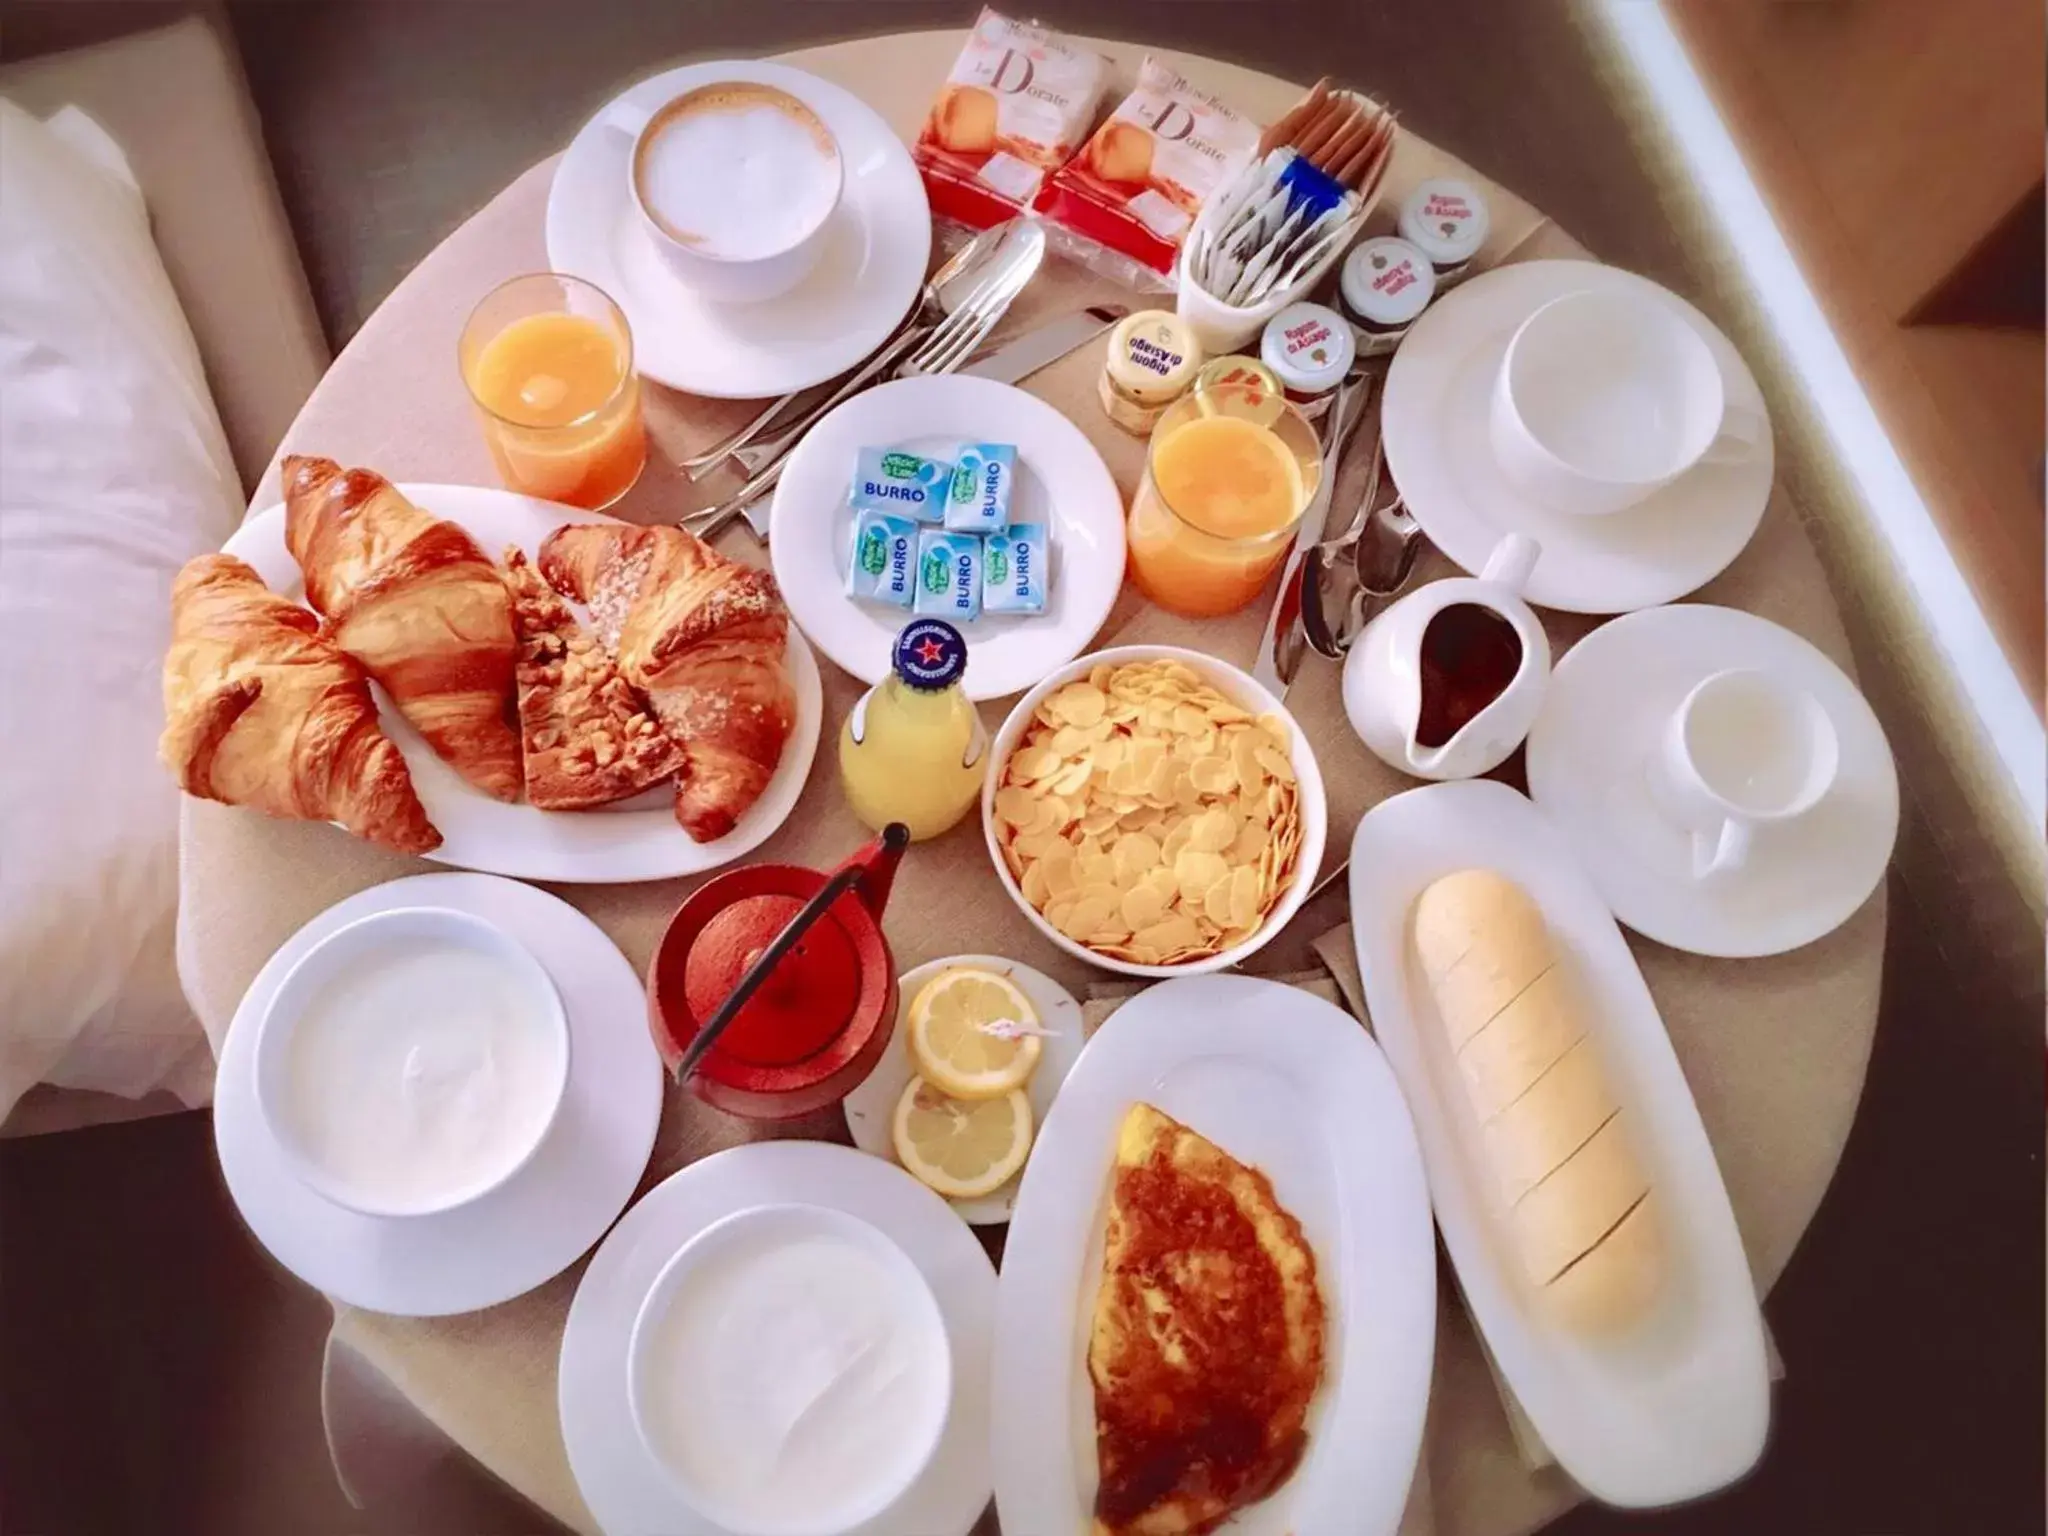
[
  {"xmin": 1647, "ymin": 667, "xmax": 1839, "ymax": 880},
  {"xmin": 1490, "ymin": 288, "xmax": 1763, "ymax": 516},
  {"xmin": 611, "ymin": 81, "xmax": 843, "ymax": 305}
]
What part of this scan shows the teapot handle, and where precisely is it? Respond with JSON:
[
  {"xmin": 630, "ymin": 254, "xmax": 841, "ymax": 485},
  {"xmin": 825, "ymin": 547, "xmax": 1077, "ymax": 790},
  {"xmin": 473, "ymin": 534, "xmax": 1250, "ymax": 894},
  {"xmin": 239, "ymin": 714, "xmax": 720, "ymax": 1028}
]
[{"xmin": 1480, "ymin": 532, "xmax": 1540, "ymax": 593}]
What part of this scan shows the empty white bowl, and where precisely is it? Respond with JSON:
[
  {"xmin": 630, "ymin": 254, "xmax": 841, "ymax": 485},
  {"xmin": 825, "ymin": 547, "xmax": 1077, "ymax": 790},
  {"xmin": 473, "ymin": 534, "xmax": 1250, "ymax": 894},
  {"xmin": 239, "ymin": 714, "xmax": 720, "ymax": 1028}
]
[
  {"xmin": 626, "ymin": 1202, "xmax": 952, "ymax": 1536},
  {"xmin": 252, "ymin": 906, "xmax": 570, "ymax": 1219},
  {"xmin": 981, "ymin": 644, "xmax": 1329, "ymax": 978}
]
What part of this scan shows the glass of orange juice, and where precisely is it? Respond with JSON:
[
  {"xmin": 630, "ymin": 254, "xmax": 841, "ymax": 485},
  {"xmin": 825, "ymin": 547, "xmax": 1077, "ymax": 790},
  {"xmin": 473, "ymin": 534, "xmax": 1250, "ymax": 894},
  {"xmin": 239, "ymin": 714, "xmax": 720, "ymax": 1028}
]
[
  {"xmin": 1126, "ymin": 382, "xmax": 1322, "ymax": 618},
  {"xmin": 459, "ymin": 273, "xmax": 648, "ymax": 510}
]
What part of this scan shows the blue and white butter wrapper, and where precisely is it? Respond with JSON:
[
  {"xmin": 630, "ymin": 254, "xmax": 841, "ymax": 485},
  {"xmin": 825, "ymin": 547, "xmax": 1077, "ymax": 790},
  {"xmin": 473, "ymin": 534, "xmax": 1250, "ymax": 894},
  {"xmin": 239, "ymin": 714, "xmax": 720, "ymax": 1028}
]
[
  {"xmin": 981, "ymin": 521, "xmax": 1048, "ymax": 615},
  {"xmin": 844, "ymin": 510, "xmax": 917, "ymax": 608},
  {"xmin": 943, "ymin": 442, "xmax": 1017, "ymax": 534},
  {"xmin": 850, "ymin": 447, "xmax": 951, "ymax": 524},
  {"xmin": 913, "ymin": 529, "xmax": 982, "ymax": 621}
]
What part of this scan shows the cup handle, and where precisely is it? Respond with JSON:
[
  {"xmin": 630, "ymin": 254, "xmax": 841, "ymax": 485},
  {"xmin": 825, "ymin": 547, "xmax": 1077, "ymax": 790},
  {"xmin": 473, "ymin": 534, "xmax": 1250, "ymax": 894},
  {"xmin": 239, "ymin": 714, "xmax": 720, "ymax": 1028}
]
[
  {"xmin": 605, "ymin": 100, "xmax": 652, "ymax": 138},
  {"xmin": 1480, "ymin": 532, "xmax": 1540, "ymax": 592},
  {"xmin": 1691, "ymin": 816, "xmax": 1753, "ymax": 879},
  {"xmin": 1700, "ymin": 403, "xmax": 1766, "ymax": 465}
]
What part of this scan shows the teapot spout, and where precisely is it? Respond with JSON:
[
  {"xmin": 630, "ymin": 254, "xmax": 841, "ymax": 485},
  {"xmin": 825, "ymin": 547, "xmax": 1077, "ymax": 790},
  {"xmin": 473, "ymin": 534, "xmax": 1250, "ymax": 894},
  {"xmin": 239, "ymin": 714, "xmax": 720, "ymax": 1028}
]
[{"xmin": 835, "ymin": 822, "xmax": 911, "ymax": 920}]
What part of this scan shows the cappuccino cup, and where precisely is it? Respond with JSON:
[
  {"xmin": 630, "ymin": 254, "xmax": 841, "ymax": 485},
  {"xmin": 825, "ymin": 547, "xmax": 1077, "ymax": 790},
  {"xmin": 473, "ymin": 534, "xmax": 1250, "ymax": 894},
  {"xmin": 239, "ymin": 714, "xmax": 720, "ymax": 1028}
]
[
  {"xmin": 611, "ymin": 81, "xmax": 843, "ymax": 304},
  {"xmin": 1490, "ymin": 288, "xmax": 1764, "ymax": 516}
]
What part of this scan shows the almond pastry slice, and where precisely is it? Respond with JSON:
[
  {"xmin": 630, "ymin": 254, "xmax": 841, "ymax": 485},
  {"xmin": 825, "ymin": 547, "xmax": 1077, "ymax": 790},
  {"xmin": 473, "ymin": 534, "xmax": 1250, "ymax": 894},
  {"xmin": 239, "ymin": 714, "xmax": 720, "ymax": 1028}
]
[{"xmin": 503, "ymin": 547, "xmax": 685, "ymax": 811}]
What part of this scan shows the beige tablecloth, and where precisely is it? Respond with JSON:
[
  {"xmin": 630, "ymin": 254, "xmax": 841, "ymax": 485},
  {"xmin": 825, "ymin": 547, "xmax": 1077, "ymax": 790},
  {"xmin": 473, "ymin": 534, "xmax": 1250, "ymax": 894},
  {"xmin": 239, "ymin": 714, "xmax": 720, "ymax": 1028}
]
[{"xmin": 175, "ymin": 31, "xmax": 1883, "ymax": 1536}]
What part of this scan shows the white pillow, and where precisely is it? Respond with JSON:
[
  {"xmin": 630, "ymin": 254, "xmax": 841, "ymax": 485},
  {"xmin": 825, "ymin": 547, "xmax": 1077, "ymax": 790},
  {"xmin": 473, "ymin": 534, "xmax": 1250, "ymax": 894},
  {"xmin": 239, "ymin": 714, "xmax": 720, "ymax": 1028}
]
[{"xmin": 0, "ymin": 100, "xmax": 241, "ymax": 1121}]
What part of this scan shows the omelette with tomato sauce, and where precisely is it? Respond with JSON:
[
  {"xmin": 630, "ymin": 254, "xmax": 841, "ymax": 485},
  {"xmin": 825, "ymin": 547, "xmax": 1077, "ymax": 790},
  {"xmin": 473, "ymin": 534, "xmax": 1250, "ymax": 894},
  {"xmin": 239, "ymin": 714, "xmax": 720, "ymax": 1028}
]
[{"xmin": 1089, "ymin": 1103, "xmax": 1327, "ymax": 1535}]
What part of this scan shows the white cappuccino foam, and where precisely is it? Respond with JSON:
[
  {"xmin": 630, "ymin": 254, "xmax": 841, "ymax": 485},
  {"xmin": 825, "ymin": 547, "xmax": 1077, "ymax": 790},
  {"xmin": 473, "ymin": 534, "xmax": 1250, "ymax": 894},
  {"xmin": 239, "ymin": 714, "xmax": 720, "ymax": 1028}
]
[{"xmin": 636, "ymin": 90, "xmax": 838, "ymax": 261}]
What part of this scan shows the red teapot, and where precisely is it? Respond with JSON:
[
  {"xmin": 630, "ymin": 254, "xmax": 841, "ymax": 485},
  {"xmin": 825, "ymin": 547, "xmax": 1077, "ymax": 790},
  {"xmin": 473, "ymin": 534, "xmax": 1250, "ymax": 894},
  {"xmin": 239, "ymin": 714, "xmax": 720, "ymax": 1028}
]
[{"xmin": 648, "ymin": 825, "xmax": 908, "ymax": 1121}]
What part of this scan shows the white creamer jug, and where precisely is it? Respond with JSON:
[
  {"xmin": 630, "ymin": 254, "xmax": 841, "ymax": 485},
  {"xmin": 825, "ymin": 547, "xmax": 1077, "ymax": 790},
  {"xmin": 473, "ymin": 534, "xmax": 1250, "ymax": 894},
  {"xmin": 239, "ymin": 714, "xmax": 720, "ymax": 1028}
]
[{"xmin": 1343, "ymin": 535, "xmax": 1551, "ymax": 781}]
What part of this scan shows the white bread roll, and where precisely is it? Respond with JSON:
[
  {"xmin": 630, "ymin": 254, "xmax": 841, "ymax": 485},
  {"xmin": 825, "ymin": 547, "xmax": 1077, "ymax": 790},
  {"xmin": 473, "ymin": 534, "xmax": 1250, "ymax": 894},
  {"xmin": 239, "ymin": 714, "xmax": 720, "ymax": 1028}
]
[{"xmin": 1412, "ymin": 869, "xmax": 1663, "ymax": 1333}]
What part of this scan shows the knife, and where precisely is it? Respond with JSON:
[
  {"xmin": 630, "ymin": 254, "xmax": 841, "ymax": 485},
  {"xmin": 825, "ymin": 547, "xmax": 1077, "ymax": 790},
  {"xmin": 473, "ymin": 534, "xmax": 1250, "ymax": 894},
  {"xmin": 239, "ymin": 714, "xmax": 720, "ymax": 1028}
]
[
  {"xmin": 728, "ymin": 304, "xmax": 1127, "ymax": 542},
  {"xmin": 1250, "ymin": 367, "xmax": 1376, "ymax": 696}
]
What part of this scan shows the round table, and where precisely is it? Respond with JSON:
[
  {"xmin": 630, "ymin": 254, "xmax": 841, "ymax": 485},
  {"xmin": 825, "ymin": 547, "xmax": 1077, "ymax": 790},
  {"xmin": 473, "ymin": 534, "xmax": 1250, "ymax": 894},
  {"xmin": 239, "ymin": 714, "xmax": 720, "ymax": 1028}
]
[{"xmin": 176, "ymin": 30, "xmax": 1883, "ymax": 1536}]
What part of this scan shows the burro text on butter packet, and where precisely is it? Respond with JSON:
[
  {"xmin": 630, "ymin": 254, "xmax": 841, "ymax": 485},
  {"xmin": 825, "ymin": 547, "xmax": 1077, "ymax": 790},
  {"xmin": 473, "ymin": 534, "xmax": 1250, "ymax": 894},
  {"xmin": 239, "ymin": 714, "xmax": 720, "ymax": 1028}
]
[
  {"xmin": 943, "ymin": 442, "xmax": 1017, "ymax": 533},
  {"xmin": 913, "ymin": 529, "xmax": 983, "ymax": 621},
  {"xmin": 851, "ymin": 445, "xmax": 952, "ymax": 524}
]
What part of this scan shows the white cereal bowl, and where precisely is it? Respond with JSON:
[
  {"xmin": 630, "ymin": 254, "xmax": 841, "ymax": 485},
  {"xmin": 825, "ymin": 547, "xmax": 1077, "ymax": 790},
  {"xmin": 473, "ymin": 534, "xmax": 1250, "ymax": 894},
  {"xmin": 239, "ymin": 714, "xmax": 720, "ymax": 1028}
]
[
  {"xmin": 625, "ymin": 1202, "xmax": 953, "ymax": 1536},
  {"xmin": 980, "ymin": 645, "xmax": 1328, "ymax": 978},
  {"xmin": 252, "ymin": 906, "xmax": 570, "ymax": 1220}
]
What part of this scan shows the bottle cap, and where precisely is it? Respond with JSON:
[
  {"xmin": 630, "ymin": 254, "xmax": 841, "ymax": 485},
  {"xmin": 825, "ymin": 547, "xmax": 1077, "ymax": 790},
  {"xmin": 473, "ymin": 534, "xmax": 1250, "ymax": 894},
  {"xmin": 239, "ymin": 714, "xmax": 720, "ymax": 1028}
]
[
  {"xmin": 1191, "ymin": 355, "xmax": 1286, "ymax": 427},
  {"xmin": 1398, "ymin": 178, "xmax": 1489, "ymax": 267},
  {"xmin": 1340, "ymin": 236, "xmax": 1436, "ymax": 328},
  {"xmin": 1104, "ymin": 309, "xmax": 1203, "ymax": 407},
  {"xmin": 892, "ymin": 618, "xmax": 967, "ymax": 691},
  {"xmin": 1260, "ymin": 302, "xmax": 1354, "ymax": 395}
]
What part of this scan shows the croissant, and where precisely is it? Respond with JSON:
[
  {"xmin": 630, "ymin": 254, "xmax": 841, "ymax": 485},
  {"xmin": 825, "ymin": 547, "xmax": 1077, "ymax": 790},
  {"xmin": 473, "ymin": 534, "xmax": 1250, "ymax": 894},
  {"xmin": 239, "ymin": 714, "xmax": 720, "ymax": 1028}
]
[
  {"xmin": 538, "ymin": 524, "xmax": 794, "ymax": 842},
  {"xmin": 282, "ymin": 455, "xmax": 522, "ymax": 801},
  {"xmin": 161, "ymin": 554, "xmax": 440, "ymax": 855}
]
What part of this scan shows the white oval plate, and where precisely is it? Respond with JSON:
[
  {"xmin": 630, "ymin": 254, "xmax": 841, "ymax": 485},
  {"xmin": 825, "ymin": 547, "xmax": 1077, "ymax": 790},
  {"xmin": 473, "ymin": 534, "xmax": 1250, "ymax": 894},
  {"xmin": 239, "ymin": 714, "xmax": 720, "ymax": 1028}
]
[
  {"xmin": 1526, "ymin": 604, "xmax": 1897, "ymax": 958},
  {"xmin": 213, "ymin": 872, "xmax": 661, "ymax": 1317},
  {"xmin": 1383, "ymin": 260, "xmax": 1774, "ymax": 614},
  {"xmin": 991, "ymin": 975, "xmax": 1435, "ymax": 1536},
  {"xmin": 561, "ymin": 1142, "xmax": 995, "ymax": 1536},
  {"xmin": 770, "ymin": 376, "xmax": 1127, "ymax": 701},
  {"xmin": 546, "ymin": 60, "xmax": 930, "ymax": 398},
  {"xmin": 224, "ymin": 484, "xmax": 821, "ymax": 884},
  {"xmin": 1347, "ymin": 779, "xmax": 1771, "ymax": 1507},
  {"xmin": 841, "ymin": 955, "xmax": 1086, "ymax": 1225}
]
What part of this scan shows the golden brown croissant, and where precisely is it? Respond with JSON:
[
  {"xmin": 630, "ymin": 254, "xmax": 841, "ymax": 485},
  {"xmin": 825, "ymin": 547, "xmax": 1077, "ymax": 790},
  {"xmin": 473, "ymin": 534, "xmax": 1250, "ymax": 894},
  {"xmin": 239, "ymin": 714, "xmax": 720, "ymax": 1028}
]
[
  {"xmin": 538, "ymin": 524, "xmax": 793, "ymax": 842},
  {"xmin": 161, "ymin": 554, "xmax": 441, "ymax": 855},
  {"xmin": 282, "ymin": 455, "xmax": 522, "ymax": 801}
]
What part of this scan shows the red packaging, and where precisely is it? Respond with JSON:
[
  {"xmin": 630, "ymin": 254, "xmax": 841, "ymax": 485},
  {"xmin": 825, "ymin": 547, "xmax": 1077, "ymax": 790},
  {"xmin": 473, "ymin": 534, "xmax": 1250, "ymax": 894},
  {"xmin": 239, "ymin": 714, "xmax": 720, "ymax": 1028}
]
[
  {"xmin": 912, "ymin": 9, "xmax": 1109, "ymax": 230},
  {"xmin": 1035, "ymin": 56, "xmax": 1262, "ymax": 278}
]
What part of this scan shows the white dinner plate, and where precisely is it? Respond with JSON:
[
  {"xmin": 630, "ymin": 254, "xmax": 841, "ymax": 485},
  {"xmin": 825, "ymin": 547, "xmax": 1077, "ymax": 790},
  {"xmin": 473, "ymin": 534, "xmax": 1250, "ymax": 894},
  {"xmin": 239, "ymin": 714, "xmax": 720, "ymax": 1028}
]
[
  {"xmin": 1347, "ymin": 779, "xmax": 1771, "ymax": 1507},
  {"xmin": 770, "ymin": 375, "xmax": 1127, "ymax": 701},
  {"xmin": 841, "ymin": 955, "xmax": 1086, "ymax": 1225},
  {"xmin": 214, "ymin": 872, "xmax": 662, "ymax": 1317},
  {"xmin": 991, "ymin": 975, "xmax": 1435, "ymax": 1536},
  {"xmin": 560, "ymin": 1142, "xmax": 996, "ymax": 1536},
  {"xmin": 1382, "ymin": 260, "xmax": 1774, "ymax": 614},
  {"xmin": 225, "ymin": 484, "xmax": 822, "ymax": 884},
  {"xmin": 546, "ymin": 60, "xmax": 930, "ymax": 398},
  {"xmin": 1525, "ymin": 603, "xmax": 1897, "ymax": 957}
]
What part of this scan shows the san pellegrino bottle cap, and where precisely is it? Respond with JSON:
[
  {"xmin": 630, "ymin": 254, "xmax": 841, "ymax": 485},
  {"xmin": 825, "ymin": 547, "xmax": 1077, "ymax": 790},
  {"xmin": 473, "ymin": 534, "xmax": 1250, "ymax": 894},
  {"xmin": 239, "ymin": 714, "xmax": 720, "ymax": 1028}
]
[{"xmin": 893, "ymin": 619, "xmax": 967, "ymax": 691}]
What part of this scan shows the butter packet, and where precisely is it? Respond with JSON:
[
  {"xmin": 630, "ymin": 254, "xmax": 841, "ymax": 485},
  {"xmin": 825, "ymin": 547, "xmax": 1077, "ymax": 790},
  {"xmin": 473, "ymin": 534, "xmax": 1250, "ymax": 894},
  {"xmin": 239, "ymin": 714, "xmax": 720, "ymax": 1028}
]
[
  {"xmin": 943, "ymin": 442, "xmax": 1017, "ymax": 534},
  {"xmin": 851, "ymin": 447, "xmax": 952, "ymax": 524},
  {"xmin": 982, "ymin": 521, "xmax": 1048, "ymax": 615},
  {"xmin": 845, "ymin": 510, "xmax": 917, "ymax": 608},
  {"xmin": 913, "ymin": 529, "xmax": 983, "ymax": 621}
]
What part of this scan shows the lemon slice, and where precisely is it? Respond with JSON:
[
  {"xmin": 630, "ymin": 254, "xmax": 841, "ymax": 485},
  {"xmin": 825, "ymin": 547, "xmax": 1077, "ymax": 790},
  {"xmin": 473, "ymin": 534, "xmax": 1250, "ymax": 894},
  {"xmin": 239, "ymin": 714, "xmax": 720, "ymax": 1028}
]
[
  {"xmin": 907, "ymin": 966, "xmax": 1042, "ymax": 1100},
  {"xmin": 891, "ymin": 1077, "xmax": 1033, "ymax": 1199}
]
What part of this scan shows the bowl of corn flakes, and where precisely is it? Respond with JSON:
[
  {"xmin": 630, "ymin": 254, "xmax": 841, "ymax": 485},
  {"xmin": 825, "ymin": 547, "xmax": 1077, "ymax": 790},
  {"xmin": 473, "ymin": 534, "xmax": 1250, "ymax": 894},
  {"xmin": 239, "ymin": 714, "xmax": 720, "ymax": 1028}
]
[{"xmin": 981, "ymin": 646, "xmax": 1328, "ymax": 977}]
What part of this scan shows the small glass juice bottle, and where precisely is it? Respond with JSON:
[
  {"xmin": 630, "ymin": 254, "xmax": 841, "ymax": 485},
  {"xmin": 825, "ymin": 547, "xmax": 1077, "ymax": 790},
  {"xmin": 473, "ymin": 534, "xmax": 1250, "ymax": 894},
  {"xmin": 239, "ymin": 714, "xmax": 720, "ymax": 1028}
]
[{"xmin": 839, "ymin": 619, "xmax": 987, "ymax": 842}]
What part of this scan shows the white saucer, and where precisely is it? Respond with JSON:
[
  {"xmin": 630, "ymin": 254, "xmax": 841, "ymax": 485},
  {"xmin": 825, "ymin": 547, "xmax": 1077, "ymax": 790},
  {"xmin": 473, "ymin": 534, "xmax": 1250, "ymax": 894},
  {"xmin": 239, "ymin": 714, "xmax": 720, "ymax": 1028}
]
[
  {"xmin": 1525, "ymin": 604, "xmax": 1897, "ymax": 957},
  {"xmin": 1383, "ymin": 260, "xmax": 1774, "ymax": 614},
  {"xmin": 841, "ymin": 955, "xmax": 1086, "ymax": 1225},
  {"xmin": 560, "ymin": 1142, "xmax": 996, "ymax": 1536},
  {"xmin": 546, "ymin": 60, "xmax": 931, "ymax": 398},
  {"xmin": 770, "ymin": 376, "xmax": 1127, "ymax": 701},
  {"xmin": 213, "ymin": 873, "xmax": 662, "ymax": 1316}
]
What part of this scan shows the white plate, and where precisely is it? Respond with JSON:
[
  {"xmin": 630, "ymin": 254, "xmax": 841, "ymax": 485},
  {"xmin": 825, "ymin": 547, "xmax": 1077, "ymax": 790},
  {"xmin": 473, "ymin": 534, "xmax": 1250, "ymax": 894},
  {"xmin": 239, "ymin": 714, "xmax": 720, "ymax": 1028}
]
[
  {"xmin": 224, "ymin": 484, "xmax": 822, "ymax": 884},
  {"xmin": 546, "ymin": 60, "xmax": 930, "ymax": 398},
  {"xmin": 841, "ymin": 955, "xmax": 1086, "ymax": 1225},
  {"xmin": 213, "ymin": 872, "xmax": 661, "ymax": 1317},
  {"xmin": 1525, "ymin": 603, "xmax": 1897, "ymax": 957},
  {"xmin": 1347, "ymin": 779, "xmax": 1771, "ymax": 1506},
  {"xmin": 770, "ymin": 376, "xmax": 1127, "ymax": 701},
  {"xmin": 1383, "ymin": 260, "xmax": 1774, "ymax": 614},
  {"xmin": 560, "ymin": 1142, "xmax": 996, "ymax": 1536},
  {"xmin": 991, "ymin": 975, "xmax": 1435, "ymax": 1536},
  {"xmin": 979, "ymin": 646, "xmax": 1329, "ymax": 977}
]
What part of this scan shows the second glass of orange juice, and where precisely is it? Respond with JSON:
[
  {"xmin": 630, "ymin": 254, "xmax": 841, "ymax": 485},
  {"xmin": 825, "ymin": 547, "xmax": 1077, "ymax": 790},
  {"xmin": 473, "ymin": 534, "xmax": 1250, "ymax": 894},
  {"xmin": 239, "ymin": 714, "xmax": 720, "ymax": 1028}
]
[
  {"xmin": 460, "ymin": 273, "xmax": 647, "ymax": 510},
  {"xmin": 1126, "ymin": 382, "xmax": 1322, "ymax": 617}
]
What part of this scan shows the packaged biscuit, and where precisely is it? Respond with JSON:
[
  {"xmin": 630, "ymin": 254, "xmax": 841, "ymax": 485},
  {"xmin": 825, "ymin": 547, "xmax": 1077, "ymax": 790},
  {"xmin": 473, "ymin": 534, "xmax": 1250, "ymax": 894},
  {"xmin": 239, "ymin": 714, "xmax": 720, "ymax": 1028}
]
[
  {"xmin": 914, "ymin": 8, "xmax": 1109, "ymax": 229},
  {"xmin": 1036, "ymin": 56, "xmax": 1262, "ymax": 286}
]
